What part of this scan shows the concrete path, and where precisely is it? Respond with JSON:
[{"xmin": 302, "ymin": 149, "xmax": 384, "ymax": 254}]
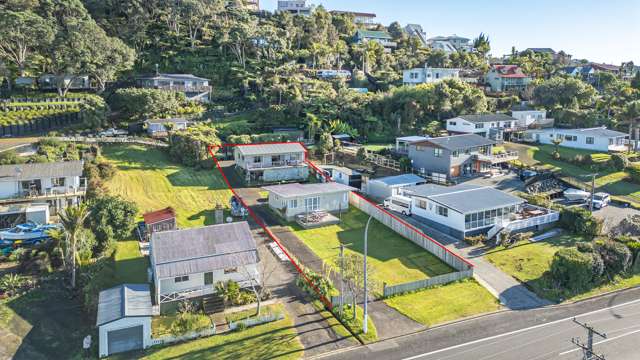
[{"xmin": 393, "ymin": 212, "xmax": 552, "ymax": 310}]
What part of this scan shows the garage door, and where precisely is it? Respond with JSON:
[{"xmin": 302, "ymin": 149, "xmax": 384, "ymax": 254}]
[{"xmin": 107, "ymin": 325, "xmax": 143, "ymax": 355}]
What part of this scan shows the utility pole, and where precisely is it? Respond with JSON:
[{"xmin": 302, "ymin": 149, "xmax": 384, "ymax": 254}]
[
  {"xmin": 363, "ymin": 215, "xmax": 373, "ymax": 334},
  {"xmin": 571, "ymin": 318, "xmax": 606, "ymax": 360},
  {"xmin": 339, "ymin": 243, "xmax": 345, "ymax": 314},
  {"xmin": 581, "ymin": 173, "xmax": 598, "ymax": 212}
]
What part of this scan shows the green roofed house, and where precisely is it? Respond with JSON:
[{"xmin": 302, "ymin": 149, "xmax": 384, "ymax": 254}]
[{"xmin": 354, "ymin": 29, "xmax": 397, "ymax": 52}]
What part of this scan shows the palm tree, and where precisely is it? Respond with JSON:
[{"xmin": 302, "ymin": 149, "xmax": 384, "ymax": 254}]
[{"xmin": 58, "ymin": 204, "xmax": 91, "ymax": 288}]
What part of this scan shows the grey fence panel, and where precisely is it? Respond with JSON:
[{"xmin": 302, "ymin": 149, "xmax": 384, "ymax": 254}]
[
  {"xmin": 349, "ymin": 192, "xmax": 473, "ymax": 273},
  {"xmin": 383, "ymin": 270, "xmax": 473, "ymax": 297}
]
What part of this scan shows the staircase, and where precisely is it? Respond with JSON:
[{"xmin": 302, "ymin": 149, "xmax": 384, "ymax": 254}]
[
  {"xmin": 486, "ymin": 223, "xmax": 504, "ymax": 241},
  {"xmin": 202, "ymin": 294, "xmax": 225, "ymax": 314}
]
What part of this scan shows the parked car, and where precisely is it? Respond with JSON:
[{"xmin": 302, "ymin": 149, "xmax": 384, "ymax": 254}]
[
  {"xmin": 98, "ymin": 128, "xmax": 128, "ymax": 137},
  {"xmin": 384, "ymin": 195, "xmax": 412, "ymax": 216},
  {"xmin": 592, "ymin": 192, "xmax": 611, "ymax": 209},
  {"xmin": 564, "ymin": 188, "xmax": 610, "ymax": 209}
]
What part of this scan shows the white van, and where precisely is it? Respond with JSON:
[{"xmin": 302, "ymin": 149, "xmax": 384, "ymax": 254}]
[{"xmin": 384, "ymin": 195, "xmax": 413, "ymax": 216}]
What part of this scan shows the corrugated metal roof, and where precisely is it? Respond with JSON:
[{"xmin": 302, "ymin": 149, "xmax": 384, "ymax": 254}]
[
  {"xmin": 396, "ymin": 136, "xmax": 429, "ymax": 142},
  {"xmin": 370, "ymin": 174, "xmax": 426, "ymax": 187},
  {"xmin": 413, "ymin": 134, "xmax": 496, "ymax": 151},
  {"xmin": 532, "ymin": 127, "xmax": 627, "ymax": 138},
  {"xmin": 143, "ymin": 207, "xmax": 176, "ymax": 225},
  {"xmin": 137, "ymin": 73, "xmax": 209, "ymax": 81},
  {"xmin": 0, "ymin": 160, "xmax": 84, "ymax": 181},
  {"xmin": 320, "ymin": 165, "xmax": 361, "ymax": 176},
  {"xmin": 235, "ymin": 143, "xmax": 305, "ymax": 156},
  {"xmin": 457, "ymin": 114, "xmax": 517, "ymax": 123},
  {"xmin": 150, "ymin": 222, "xmax": 258, "ymax": 279},
  {"xmin": 263, "ymin": 182, "xmax": 356, "ymax": 198},
  {"xmin": 404, "ymin": 184, "xmax": 524, "ymax": 214},
  {"xmin": 96, "ymin": 284, "xmax": 152, "ymax": 326}
]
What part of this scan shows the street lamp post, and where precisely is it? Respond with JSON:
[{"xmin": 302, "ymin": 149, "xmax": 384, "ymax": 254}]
[{"xmin": 363, "ymin": 215, "xmax": 373, "ymax": 334}]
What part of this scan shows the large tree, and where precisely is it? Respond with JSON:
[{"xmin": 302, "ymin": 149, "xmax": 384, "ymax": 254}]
[
  {"xmin": 0, "ymin": 9, "xmax": 55, "ymax": 76},
  {"xmin": 58, "ymin": 204, "xmax": 91, "ymax": 288},
  {"xmin": 533, "ymin": 77, "xmax": 597, "ymax": 110}
]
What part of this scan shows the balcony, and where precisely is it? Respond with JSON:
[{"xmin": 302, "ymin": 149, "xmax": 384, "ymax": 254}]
[
  {"xmin": 152, "ymin": 85, "xmax": 211, "ymax": 93},
  {"xmin": 487, "ymin": 204, "xmax": 559, "ymax": 239},
  {"xmin": 0, "ymin": 178, "xmax": 87, "ymax": 204},
  {"xmin": 246, "ymin": 159, "xmax": 306, "ymax": 170},
  {"xmin": 473, "ymin": 151, "xmax": 519, "ymax": 164}
]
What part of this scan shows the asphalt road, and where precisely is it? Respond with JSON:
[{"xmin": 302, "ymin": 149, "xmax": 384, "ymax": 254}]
[{"xmin": 313, "ymin": 287, "xmax": 640, "ymax": 360}]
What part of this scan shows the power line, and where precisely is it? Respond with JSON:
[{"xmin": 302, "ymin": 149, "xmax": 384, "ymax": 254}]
[{"xmin": 570, "ymin": 318, "xmax": 606, "ymax": 360}]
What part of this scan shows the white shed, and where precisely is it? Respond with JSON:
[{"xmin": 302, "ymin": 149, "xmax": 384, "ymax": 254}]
[
  {"xmin": 365, "ymin": 174, "xmax": 426, "ymax": 200},
  {"xmin": 97, "ymin": 284, "xmax": 153, "ymax": 358}
]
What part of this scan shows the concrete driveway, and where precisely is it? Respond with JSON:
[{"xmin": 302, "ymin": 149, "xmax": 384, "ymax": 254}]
[
  {"xmin": 461, "ymin": 172, "xmax": 525, "ymax": 194},
  {"xmin": 592, "ymin": 203, "xmax": 640, "ymax": 232}
]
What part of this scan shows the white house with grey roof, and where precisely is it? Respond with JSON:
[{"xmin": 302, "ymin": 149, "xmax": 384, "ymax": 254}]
[
  {"xmin": 446, "ymin": 113, "xmax": 522, "ymax": 141},
  {"xmin": 97, "ymin": 284, "xmax": 153, "ymax": 357},
  {"xmin": 233, "ymin": 143, "xmax": 309, "ymax": 184},
  {"xmin": 263, "ymin": 182, "xmax": 356, "ymax": 221},
  {"xmin": 0, "ymin": 161, "xmax": 86, "ymax": 215},
  {"xmin": 403, "ymin": 67, "xmax": 460, "ymax": 86},
  {"xmin": 136, "ymin": 73, "xmax": 211, "ymax": 102},
  {"xmin": 523, "ymin": 127, "xmax": 629, "ymax": 152},
  {"xmin": 150, "ymin": 222, "xmax": 260, "ymax": 305},
  {"xmin": 401, "ymin": 184, "xmax": 559, "ymax": 240}
]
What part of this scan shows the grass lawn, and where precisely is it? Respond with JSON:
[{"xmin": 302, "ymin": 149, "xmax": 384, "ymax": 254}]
[
  {"xmin": 363, "ymin": 143, "xmax": 392, "ymax": 152},
  {"xmin": 102, "ymin": 144, "xmax": 232, "ymax": 228},
  {"xmin": 485, "ymin": 234, "xmax": 640, "ymax": 302},
  {"xmin": 289, "ymin": 208, "xmax": 454, "ymax": 295},
  {"xmin": 0, "ymin": 280, "xmax": 92, "ymax": 360},
  {"xmin": 152, "ymin": 313, "xmax": 212, "ymax": 337},
  {"xmin": 384, "ymin": 279, "xmax": 501, "ymax": 327},
  {"xmin": 121, "ymin": 304, "xmax": 304, "ymax": 360},
  {"xmin": 507, "ymin": 142, "xmax": 640, "ymax": 205},
  {"xmin": 114, "ymin": 240, "xmax": 149, "ymax": 284}
]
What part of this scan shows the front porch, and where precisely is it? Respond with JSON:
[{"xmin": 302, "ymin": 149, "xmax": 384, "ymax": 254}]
[{"xmin": 295, "ymin": 211, "xmax": 341, "ymax": 229}]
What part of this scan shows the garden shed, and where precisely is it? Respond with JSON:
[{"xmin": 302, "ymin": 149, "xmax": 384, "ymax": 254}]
[{"xmin": 97, "ymin": 284, "xmax": 153, "ymax": 357}]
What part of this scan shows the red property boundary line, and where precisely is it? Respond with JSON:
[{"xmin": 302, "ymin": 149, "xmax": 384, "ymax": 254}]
[{"xmin": 207, "ymin": 141, "xmax": 473, "ymax": 308}]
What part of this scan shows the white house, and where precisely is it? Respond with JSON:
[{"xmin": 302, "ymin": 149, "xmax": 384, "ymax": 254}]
[
  {"xmin": 0, "ymin": 203, "xmax": 49, "ymax": 228},
  {"xmin": 446, "ymin": 113, "xmax": 521, "ymax": 141},
  {"xmin": 365, "ymin": 174, "xmax": 426, "ymax": 200},
  {"xmin": 39, "ymin": 74, "xmax": 91, "ymax": 90},
  {"xmin": 97, "ymin": 284, "xmax": 153, "ymax": 357},
  {"xmin": 263, "ymin": 182, "xmax": 355, "ymax": 221},
  {"xmin": 428, "ymin": 40, "xmax": 458, "ymax": 54},
  {"xmin": 354, "ymin": 30, "xmax": 397, "ymax": 52},
  {"xmin": 233, "ymin": 143, "xmax": 309, "ymax": 184},
  {"xmin": 136, "ymin": 73, "xmax": 211, "ymax": 102},
  {"xmin": 510, "ymin": 105, "xmax": 548, "ymax": 127},
  {"xmin": 330, "ymin": 10, "xmax": 377, "ymax": 24},
  {"xmin": 401, "ymin": 183, "xmax": 559, "ymax": 240},
  {"xmin": 524, "ymin": 127, "xmax": 629, "ymax": 152},
  {"xmin": 277, "ymin": 0, "xmax": 312, "ymax": 15},
  {"xmin": 0, "ymin": 161, "xmax": 86, "ymax": 214},
  {"xmin": 403, "ymin": 67, "xmax": 460, "ymax": 86},
  {"xmin": 150, "ymin": 222, "xmax": 260, "ymax": 305},
  {"xmin": 395, "ymin": 135, "xmax": 429, "ymax": 154},
  {"xmin": 145, "ymin": 118, "xmax": 189, "ymax": 137},
  {"xmin": 428, "ymin": 35, "xmax": 473, "ymax": 53}
]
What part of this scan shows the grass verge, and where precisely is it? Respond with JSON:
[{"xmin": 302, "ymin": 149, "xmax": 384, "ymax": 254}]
[{"xmin": 383, "ymin": 279, "xmax": 501, "ymax": 327}]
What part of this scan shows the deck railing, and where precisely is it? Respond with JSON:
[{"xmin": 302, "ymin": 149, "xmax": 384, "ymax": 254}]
[{"xmin": 246, "ymin": 159, "xmax": 305, "ymax": 169}]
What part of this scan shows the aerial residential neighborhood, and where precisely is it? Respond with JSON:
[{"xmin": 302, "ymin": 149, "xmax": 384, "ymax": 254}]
[{"xmin": 1, "ymin": 1, "xmax": 640, "ymax": 359}]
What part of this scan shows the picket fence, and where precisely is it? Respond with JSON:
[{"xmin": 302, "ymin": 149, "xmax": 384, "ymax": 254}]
[{"xmin": 150, "ymin": 326, "xmax": 217, "ymax": 347}]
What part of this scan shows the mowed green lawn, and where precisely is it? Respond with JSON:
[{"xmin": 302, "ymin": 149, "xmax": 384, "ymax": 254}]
[
  {"xmin": 115, "ymin": 304, "xmax": 304, "ymax": 360},
  {"xmin": 485, "ymin": 235, "xmax": 640, "ymax": 302},
  {"xmin": 506, "ymin": 143, "xmax": 640, "ymax": 204},
  {"xmin": 384, "ymin": 279, "xmax": 501, "ymax": 327},
  {"xmin": 102, "ymin": 144, "xmax": 232, "ymax": 228},
  {"xmin": 114, "ymin": 240, "xmax": 149, "ymax": 284},
  {"xmin": 289, "ymin": 208, "xmax": 454, "ymax": 294}
]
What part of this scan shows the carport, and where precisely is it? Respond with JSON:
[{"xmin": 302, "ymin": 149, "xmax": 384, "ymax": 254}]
[{"xmin": 97, "ymin": 284, "xmax": 153, "ymax": 358}]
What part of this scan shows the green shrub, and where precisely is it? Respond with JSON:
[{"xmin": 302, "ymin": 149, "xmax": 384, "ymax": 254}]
[
  {"xmin": 596, "ymin": 241, "xmax": 632, "ymax": 275},
  {"xmin": 464, "ymin": 234, "xmax": 485, "ymax": 246},
  {"xmin": 550, "ymin": 248, "xmax": 594, "ymax": 291},
  {"xmin": 628, "ymin": 164, "xmax": 640, "ymax": 184},
  {"xmin": 608, "ymin": 154, "xmax": 629, "ymax": 171},
  {"xmin": 560, "ymin": 207, "xmax": 603, "ymax": 237},
  {"xmin": 576, "ymin": 241, "xmax": 594, "ymax": 253},
  {"xmin": 590, "ymin": 251, "xmax": 605, "ymax": 279}
]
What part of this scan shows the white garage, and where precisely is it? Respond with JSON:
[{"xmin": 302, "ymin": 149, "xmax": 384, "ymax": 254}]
[
  {"xmin": 97, "ymin": 284, "xmax": 153, "ymax": 358},
  {"xmin": 365, "ymin": 174, "xmax": 426, "ymax": 200}
]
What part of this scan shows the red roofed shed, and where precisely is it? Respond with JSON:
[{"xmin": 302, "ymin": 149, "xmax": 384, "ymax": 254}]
[{"xmin": 143, "ymin": 207, "xmax": 177, "ymax": 241}]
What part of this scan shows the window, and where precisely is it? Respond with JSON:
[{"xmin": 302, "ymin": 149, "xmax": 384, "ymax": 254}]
[
  {"xmin": 452, "ymin": 151, "xmax": 459, "ymax": 157},
  {"xmin": 416, "ymin": 199, "xmax": 427, "ymax": 209},
  {"xmin": 174, "ymin": 275, "xmax": 189, "ymax": 283},
  {"xmin": 416, "ymin": 145, "xmax": 425, "ymax": 151},
  {"xmin": 204, "ymin": 272, "xmax": 214, "ymax": 285},
  {"xmin": 436, "ymin": 205, "xmax": 448, "ymax": 217},
  {"xmin": 608, "ymin": 138, "xmax": 614, "ymax": 145},
  {"xmin": 586, "ymin": 137, "xmax": 594, "ymax": 145},
  {"xmin": 289, "ymin": 199, "xmax": 298, "ymax": 208},
  {"xmin": 475, "ymin": 123, "xmax": 484, "ymax": 129},
  {"xmin": 272, "ymin": 155, "xmax": 282, "ymax": 163},
  {"xmin": 564, "ymin": 135, "xmax": 577, "ymax": 141},
  {"xmin": 304, "ymin": 196, "xmax": 320, "ymax": 211},
  {"xmin": 449, "ymin": 121, "xmax": 457, "ymax": 126},
  {"xmin": 435, "ymin": 73, "xmax": 440, "ymax": 79},
  {"xmin": 52, "ymin": 177, "xmax": 65, "ymax": 187},
  {"xmin": 224, "ymin": 267, "xmax": 238, "ymax": 274},
  {"xmin": 253, "ymin": 156, "xmax": 262, "ymax": 163},
  {"xmin": 434, "ymin": 148, "xmax": 443, "ymax": 157}
]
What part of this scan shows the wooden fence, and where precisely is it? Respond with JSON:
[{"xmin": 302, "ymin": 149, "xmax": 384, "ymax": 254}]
[
  {"xmin": 349, "ymin": 192, "xmax": 472, "ymax": 272},
  {"xmin": 382, "ymin": 270, "xmax": 473, "ymax": 297}
]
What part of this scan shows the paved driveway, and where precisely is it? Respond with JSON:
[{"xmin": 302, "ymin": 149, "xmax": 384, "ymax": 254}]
[
  {"xmin": 592, "ymin": 203, "xmax": 639, "ymax": 232},
  {"xmin": 390, "ymin": 211, "xmax": 551, "ymax": 310}
]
